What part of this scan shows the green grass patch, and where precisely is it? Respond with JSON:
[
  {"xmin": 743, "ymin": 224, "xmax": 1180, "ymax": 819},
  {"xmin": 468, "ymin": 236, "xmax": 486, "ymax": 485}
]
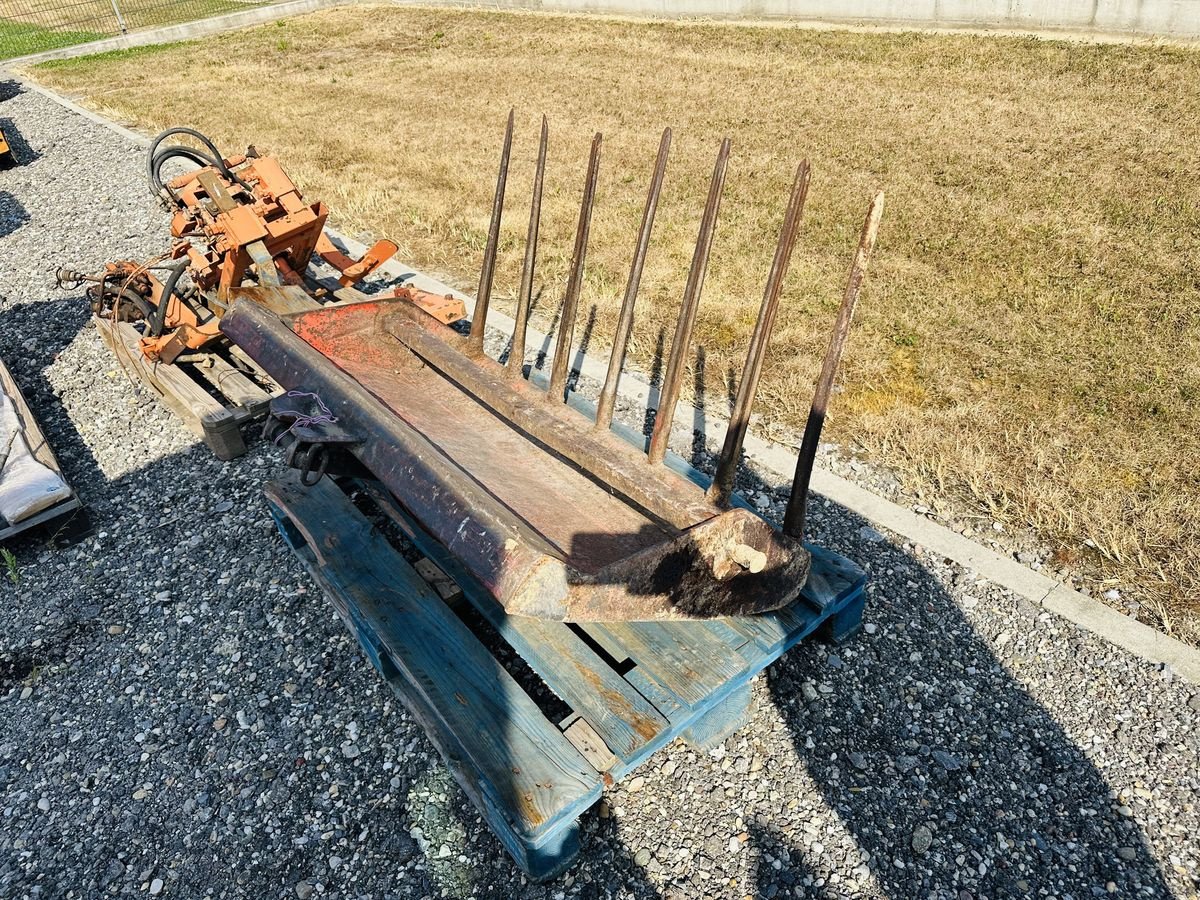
[
  {"xmin": 1, "ymin": 0, "xmax": 258, "ymax": 61},
  {"xmin": 0, "ymin": 19, "xmax": 107, "ymax": 60}
]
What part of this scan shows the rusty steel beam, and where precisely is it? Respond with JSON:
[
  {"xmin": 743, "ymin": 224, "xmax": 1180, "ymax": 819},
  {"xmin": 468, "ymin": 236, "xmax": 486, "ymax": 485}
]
[
  {"xmin": 784, "ymin": 191, "xmax": 886, "ymax": 541},
  {"xmin": 508, "ymin": 115, "xmax": 549, "ymax": 379},
  {"xmin": 373, "ymin": 294, "xmax": 721, "ymax": 531},
  {"xmin": 547, "ymin": 132, "xmax": 602, "ymax": 402},
  {"xmin": 221, "ymin": 296, "xmax": 811, "ymax": 620},
  {"xmin": 647, "ymin": 137, "xmax": 730, "ymax": 465},
  {"xmin": 468, "ymin": 108, "xmax": 515, "ymax": 357},
  {"xmin": 594, "ymin": 127, "xmax": 671, "ymax": 431},
  {"xmin": 706, "ymin": 161, "xmax": 811, "ymax": 507}
]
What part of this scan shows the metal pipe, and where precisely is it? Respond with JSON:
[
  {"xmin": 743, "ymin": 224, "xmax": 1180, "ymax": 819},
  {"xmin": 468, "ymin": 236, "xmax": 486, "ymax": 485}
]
[
  {"xmin": 783, "ymin": 191, "xmax": 885, "ymax": 540},
  {"xmin": 468, "ymin": 108, "xmax": 514, "ymax": 356},
  {"xmin": 508, "ymin": 114, "xmax": 548, "ymax": 379},
  {"xmin": 547, "ymin": 131, "xmax": 603, "ymax": 401},
  {"xmin": 706, "ymin": 161, "xmax": 811, "ymax": 506},
  {"xmin": 647, "ymin": 137, "xmax": 731, "ymax": 464},
  {"xmin": 594, "ymin": 127, "xmax": 672, "ymax": 430}
]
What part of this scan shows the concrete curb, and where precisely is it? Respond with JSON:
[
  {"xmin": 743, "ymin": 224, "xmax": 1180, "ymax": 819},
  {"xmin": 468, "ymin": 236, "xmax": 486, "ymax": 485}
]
[
  {"xmin": 2, "ymin": 0, "xmax": 343, "ymax": 68},
  {"xmin": 19, "ymin": 77, "xmax": 1200, "ymax": 684}
]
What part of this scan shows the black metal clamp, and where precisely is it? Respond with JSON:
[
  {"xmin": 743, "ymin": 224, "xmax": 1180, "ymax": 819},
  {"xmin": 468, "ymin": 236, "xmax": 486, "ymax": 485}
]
[{"xmin": 264, "ymin": 391, "xmax": 361, "ymax": 486}]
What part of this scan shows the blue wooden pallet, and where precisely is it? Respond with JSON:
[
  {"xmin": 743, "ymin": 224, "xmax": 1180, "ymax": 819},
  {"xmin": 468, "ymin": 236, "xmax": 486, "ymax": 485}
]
[{"xmin": 265, "ymin": 471, "xmax": 866, "ymax": 881}]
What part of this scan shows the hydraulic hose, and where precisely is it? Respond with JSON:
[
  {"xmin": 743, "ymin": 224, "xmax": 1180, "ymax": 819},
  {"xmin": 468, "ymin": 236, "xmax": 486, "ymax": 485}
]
[
  {"xmin": 148, "ymin": 145, "xmax": 217, "ymax": 195},
  {"xmin": 145, "ymin": 126, "xmax": 250, "ymax": 194},
  {"xmin": 150, "ymin": 258, "xmax": 190, "ymax": 338}
]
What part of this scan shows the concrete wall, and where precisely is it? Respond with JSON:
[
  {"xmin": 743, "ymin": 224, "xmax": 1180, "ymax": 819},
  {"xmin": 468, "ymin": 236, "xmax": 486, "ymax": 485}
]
[{"xmin": 445, "ymin": 0, "xmax": 1200, "ymax": 38}]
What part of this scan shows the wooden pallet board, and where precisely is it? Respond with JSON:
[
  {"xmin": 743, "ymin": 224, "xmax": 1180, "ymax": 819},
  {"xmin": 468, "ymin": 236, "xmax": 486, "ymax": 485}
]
[
  {"xmin": 93, "ymin": 317, "xmax": 279, "ymax": 460},
  {"xmin": 265, "ymin": 471, "xmax": 867, "ymax": 880},
  {"xmin": 0, "ymin": 356, "xmax": 82, "ymax": 542}
]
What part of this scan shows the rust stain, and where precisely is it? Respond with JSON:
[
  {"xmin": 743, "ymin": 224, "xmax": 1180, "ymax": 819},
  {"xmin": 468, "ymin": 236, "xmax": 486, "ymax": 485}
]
[{"xmin": 578, "ymin": 663, "xmax": 662, "ymax": 743}]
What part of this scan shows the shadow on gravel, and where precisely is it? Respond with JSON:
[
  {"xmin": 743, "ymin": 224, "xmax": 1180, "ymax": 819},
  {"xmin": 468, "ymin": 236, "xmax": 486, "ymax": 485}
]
[
  {"xmin": 724, "ymin": 469, "xmax": 1170, "ymax": 899},
  {"xmin": 0, "ymin": 298, "xmax": 1172, "ymax": 899},
  {"xmin": 673, "ymin": 346, "xmax": 1173, "ymax": 899},
  {"xmin": 0, "ymin": 191, "xmax": 31, "ymax": 239}
]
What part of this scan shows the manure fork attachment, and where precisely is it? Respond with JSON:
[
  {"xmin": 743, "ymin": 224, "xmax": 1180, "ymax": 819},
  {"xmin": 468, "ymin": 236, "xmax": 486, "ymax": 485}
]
[
  {"xmin": 221, "ymin": 112, "xmax": 885, "ymax": 625},
  {"xmin": 59, "ymin": 113, "xmax": 885, "ymax": 880}
]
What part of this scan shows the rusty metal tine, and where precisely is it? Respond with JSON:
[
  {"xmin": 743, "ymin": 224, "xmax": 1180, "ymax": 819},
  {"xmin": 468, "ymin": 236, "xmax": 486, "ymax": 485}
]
[
  {"xmin": 594, "ymin": 127, "xmax": 672, "ymax": 430},
  {"xmin": 468, "ymin": 108, "xmax": 515, "ymax": 356},
  {"xmin": 508, "ymin": 114, "xmax": 548, "ymax": 379},
  {"xmin": 706, "ymin": 160, "xmax": 811, "ymax": 507},
  {"xmin": 547, "ymin": 131, "xmax": 603, "ymax": 401},
  {"xmin": 784, "ymin": 190, "xmax": 886, "ymax": 540},
  {"xmin": 647, "ymin": 137, "xmax": 731, "ymax": 464}
]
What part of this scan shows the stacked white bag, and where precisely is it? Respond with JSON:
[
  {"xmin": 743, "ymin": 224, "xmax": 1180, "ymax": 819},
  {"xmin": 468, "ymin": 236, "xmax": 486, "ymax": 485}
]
[{"xmin": 0, "ymin": 386, "xmax": 71, "ymax": 524}]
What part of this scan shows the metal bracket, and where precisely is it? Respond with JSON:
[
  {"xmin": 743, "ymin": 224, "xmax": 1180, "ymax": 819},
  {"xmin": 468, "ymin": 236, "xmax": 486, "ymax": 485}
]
[{"xmin": 263, "ymin": 391, "xmax": 361, "ymax": 486}]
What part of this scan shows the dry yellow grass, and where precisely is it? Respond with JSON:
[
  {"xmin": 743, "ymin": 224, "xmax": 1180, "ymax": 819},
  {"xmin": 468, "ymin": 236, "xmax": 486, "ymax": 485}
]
[{"xmin": 30, "ymin": 6, "xmax": 1200, "ymax": 638}]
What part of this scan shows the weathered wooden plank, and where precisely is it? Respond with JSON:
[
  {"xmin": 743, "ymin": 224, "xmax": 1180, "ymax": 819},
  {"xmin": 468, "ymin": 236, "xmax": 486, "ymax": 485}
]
[
  {"xmin": 94, "ymin": 317, "xmax": 244, "ymax": 459},
  {"xmin": 483, "ymin": 609, "xmax": 669, "ymax": 761},
  {"xmin": 191, "ymin": 354, "xmax": 271, "ymax": 414},
  {"xmin": 593, "ymin": 619, "xmax": 752, "ymax": 709},
  {"xmin": 562, "ymin": 718, "xmax": 618, "ymax": 773},
  {"xmin": 361, "ymin": 480, "xmax": 670, "ymax": 760},
  {"xmin": 413, "ymin": 557, "xmax": 463, "ymax": 604},
  {"xmin": 623, "ymin": 667, "xmax": 683, "ymax": 721},
  {"xmin": 266, "ymin": 475, "xmax": 601, "ymax": 848},
  {"xmin": 574, "ymin": 623, "xmax": 631, "ymax": 666}
]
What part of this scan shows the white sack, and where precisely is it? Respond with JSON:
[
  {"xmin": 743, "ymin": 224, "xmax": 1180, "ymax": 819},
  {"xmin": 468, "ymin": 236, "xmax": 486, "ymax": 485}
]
[{"xmin": 0, "ymin": 386, "xmax": 71, "ymax": 524}]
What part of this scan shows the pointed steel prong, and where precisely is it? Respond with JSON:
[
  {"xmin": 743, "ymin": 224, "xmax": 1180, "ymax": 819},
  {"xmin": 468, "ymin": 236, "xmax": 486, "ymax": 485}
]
[
  {"xmin": 647, "ymin": 137, "xmax": 731, "ymax": 465},
  {"xmin": 547, "ymin": 131, "xmax": 603, "ymax": 402},
  {"xmin": 594, "ymin": 127, "xmax": 672, "ymax": 430},
  {"xmin": 784, "ymin": 190, "xmax": 886, "ymax": 540},
  {"xmin": 509, "ymin": 114, "xmax": 548, "ymax": 379},
  {"xmin": 706, "ymin": 160, "xmax": 811, "ymax": 507},
  {"xmin": 469, "ymin": 107, "xmax": 515, "ymax": 356}
]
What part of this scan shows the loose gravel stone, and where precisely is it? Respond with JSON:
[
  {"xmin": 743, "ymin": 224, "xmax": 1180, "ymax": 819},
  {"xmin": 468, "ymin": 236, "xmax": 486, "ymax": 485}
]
[{"xmin": 0, "ymin": 81, "xmax": 1197, "ymax": 900}]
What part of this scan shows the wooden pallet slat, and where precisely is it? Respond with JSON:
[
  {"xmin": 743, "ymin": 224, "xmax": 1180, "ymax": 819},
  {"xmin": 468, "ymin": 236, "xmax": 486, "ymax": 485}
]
[
  {"xmin": 93, "ymin": 316, "xmax": 279, "ymax": 460},
  {"xmin": 191, "ymin": 355, "xmax": 272, "ymax": 415},
  {"xmin": 267, "ymin": 476, "xmax": 601, "ymax": 878},
  {"xmin": 267, "ymin": 472, "xmax": 868, "ymax": 881},
  {"xmin": 358, "ymin": 480, "xmax": 670, "ymax": 763},
  {"xmin": 589, "ymin": 619, "xmax": 751, "ymax": 709}
]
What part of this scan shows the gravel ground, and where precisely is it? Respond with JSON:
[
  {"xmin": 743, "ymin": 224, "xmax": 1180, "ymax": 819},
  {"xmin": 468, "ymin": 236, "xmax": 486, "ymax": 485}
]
[{"xmin": 1, "ymin": 79, "xmax": 1199, "ymax": 900}]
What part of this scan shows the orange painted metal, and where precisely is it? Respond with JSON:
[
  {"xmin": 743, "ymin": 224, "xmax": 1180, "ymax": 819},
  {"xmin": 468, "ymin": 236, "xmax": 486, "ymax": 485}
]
[
  {"xmin": 64, "ymin": 134, "xmax": 464, "ymax": 365},
  {"xmin": 390, "ymin": 286, "xmax": 468, "ymax": 325},
  {"xmin": 0, "ymin": 127, "xmax": 13, "ymax": 167}
]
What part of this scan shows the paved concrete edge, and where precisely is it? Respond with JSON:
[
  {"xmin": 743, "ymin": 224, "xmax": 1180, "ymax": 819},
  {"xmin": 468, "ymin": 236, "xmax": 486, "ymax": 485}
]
[
  {"xmin": 2, "ymin": 0, "xmax": 343, "ymax": 68},
  {"xmin": 392, "ymin": 0, "xmax": 1200, "ymax": 43},
  {"xmin": 19, "ymin": 79, "xmax": 1200, "ymax": 684}
]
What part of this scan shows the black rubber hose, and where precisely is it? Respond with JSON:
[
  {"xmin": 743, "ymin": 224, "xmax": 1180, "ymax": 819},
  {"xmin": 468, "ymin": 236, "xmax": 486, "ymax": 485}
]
[
  {"xmin": 148, "ymin": 145, "xmax": 217, "ymax": 195},
  {"xmin": 150, "ymin": 258, "xmax": 190, "ymax": 338},
  {"xmin": 146, "ymin": 126, "xmax": 251, "ymax": 193},
  {"xmin": 100, "ymin": 287, "xmax": 153, "ymax": 321}
]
